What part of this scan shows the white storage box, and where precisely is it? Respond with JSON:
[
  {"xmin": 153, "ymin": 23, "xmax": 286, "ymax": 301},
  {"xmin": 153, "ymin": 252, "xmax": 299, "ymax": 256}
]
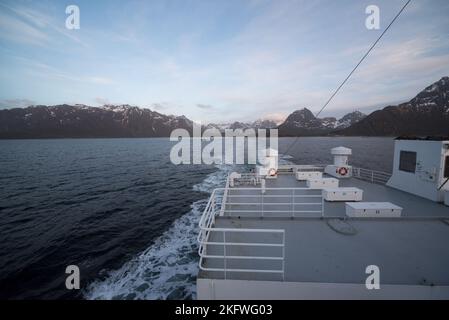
[
  {"xmin": 296, "ymin": 171, "xmax": 322, "ymax": 181},
  {"xmin": 322, "ymin": 187, "xmax": 363, "ymax": 202},
  {"xmin": 345, "ymin": 202, "xmax": 402, "ymax": 218},
  {"xmin": 306, "ymin": 178, "xmax": 339, "ymax": 189}
]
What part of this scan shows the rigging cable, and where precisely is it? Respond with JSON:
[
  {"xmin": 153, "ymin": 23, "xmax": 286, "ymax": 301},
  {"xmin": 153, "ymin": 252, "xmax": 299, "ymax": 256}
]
[{"xmin": 282, "ymin": 0, "xmax": 412, "ymax": 157}]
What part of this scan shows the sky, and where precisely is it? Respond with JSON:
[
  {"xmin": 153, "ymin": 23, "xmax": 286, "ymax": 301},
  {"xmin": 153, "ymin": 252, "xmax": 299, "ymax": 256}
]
[{"xmin": 0, "ymin": 0, "xmax": 448, "ymax": 123}]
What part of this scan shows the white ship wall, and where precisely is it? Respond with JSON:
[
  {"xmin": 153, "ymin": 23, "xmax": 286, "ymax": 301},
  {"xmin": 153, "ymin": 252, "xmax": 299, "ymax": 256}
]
[
  {"xmin": 197, "ymin": 279, "xmax": 449, "ymax": 300},
  {"xmin": 387, "ymin": 140, "xmax": 449, "ymax": 202}
]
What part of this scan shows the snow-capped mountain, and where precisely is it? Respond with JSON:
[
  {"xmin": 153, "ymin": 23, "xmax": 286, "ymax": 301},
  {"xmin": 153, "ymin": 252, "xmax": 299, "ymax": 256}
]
[
  {"xmin": 336, "ymin": 77, "xmax": 449, "ymax": 136},
  {"xmin": 278, "ymin": 108, "xmax": 366, "ymax": 136},
  {"xmin": 335, "ymin": 111, "xmax": 367, "ymax": 129},
  {"xmin": 0, "ymin": 104, "xmax": 193, "ymax": 138},
  {"xmin": 1, "ymin": 77, "xmax": 447, "ymax": 138},
  {"xmin": 206, "ymin": 119, "xmax": 278, "ymax": 132},
  {"xmin": 251, "ymin": 119, "xmax": 278, "ymax": 129}
]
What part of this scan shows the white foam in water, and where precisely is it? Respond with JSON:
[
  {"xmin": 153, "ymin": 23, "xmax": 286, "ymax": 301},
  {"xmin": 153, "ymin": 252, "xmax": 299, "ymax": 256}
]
[
  {"xmin": 279, "ymin": 153, "xmax": 295, "ymax": 165},
  {"xmin": 193, "ymin": 164, "xmax": 233, "ymax": 193},
  {"xmin": 281, "ymin": 154, "xmax": 294, "ymax": 160},
  {"xmin": 84, "ymin": 157, "xmax": 294, "ymax": 300},
  {"xmin": 84, "ymin": 164, "xmax": 234, "ymax": 300}
]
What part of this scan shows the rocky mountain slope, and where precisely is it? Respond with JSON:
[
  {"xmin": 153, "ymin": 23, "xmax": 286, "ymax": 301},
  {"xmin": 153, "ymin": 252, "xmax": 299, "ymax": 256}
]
[
  {"xmin": 278, "ymin": 109, "xmax": 366, "ymax": 136},
  {"xmin": 1, "ymin": 77, "xmax": 447, "ymax": 138},
  {"xmin": 335, "ymin": 77, "xmax": 449, "ymax": 136},
  {"xmin": 0, "ymin": 104, "xmax": 193, "ymax": 138},
  {"xmin": 206, "ymin": 119, "xmax": 278, "ymax": 132}
]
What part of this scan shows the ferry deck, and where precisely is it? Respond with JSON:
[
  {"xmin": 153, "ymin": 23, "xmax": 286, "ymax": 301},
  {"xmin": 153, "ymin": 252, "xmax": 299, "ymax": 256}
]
[{"xmin": 196, "ymin": 140, "xmax": 449, "ymax": 299}]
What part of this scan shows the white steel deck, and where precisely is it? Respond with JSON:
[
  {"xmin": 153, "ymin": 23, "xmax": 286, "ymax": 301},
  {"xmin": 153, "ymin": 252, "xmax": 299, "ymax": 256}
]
[{"xmin": 197, "ymin": 168, "xmax": 449, "ymax": 298}]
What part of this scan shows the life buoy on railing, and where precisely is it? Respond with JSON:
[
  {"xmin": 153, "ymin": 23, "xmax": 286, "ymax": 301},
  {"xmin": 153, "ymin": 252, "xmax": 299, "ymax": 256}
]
[
  {"xmin": 337, "ymin": 167, "xmax": 348, "ymax": 176},
  {"xmin": 268, "ymin": 168, "xmax": 277, "ymax": 176}
]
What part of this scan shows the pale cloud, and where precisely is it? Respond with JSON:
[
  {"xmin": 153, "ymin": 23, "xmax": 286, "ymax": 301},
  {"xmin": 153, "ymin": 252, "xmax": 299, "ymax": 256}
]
[
  {"xmin": 196, "ymin": 104, "xmax": 214, "ymax": 110},
  {"xmin": 0, "ymin": 2, "xmax": 88, "ymax": 47},
  {"xmin": 151, "ymin": 103, "xmax": 170, "ymax": 111},
  {"xmin": 0, "ymin": 0, "xmax": 448, "ymax": 123},
  {"xmin": 0, "ymin": 10, "xmax": 49, "ymax": 45},
  {"xmin": 94, "ymin": 97, "xmax": 110, "ymax": 105},
  {"xmin": 324, "ymin": 37, "xmax": 449, "ymax": 115},
  {"xmin": 261, "ymin": 112, "xmax": 287, "ymax": 124},
  {"xmin": 88, "ymin": 77, "xmax": 115, "ymax": 85},
  {"xmin": 354, "ymin": 39, "xmax": 449, "ymax": 82},
  {"xmin": 0, "ymin": 98, "xmax": 36, "ymax": 109},
  {"xmin": 9, "ymin": 55, "xmax": 115, "ymax": 87}
]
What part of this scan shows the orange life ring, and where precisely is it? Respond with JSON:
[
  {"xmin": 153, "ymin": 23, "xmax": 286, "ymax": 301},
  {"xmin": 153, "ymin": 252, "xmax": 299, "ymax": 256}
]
[
  {"xmin": 268, "ymin": 168, "xmax": 277, "ymax": 176},
  {"xmin": 337, "ymin": 167, "xmax": 348, "ymax": 176}
]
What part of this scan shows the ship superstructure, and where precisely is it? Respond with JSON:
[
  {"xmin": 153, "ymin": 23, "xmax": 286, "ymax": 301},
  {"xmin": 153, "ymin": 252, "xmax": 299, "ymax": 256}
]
[{"xmin": 197, "ymin": 137, "xmax": 449, "ymax": 299}]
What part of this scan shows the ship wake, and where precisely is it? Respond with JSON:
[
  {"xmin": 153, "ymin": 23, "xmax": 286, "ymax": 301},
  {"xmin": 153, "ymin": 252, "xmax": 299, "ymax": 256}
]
[{"xmin": 84, "ymin": 164, "xmax": 233, "ymax": 300}]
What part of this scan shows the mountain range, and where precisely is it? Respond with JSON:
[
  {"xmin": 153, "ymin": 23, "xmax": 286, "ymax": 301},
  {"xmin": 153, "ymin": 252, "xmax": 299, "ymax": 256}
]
[
  {"xmin": 278, "ymin": 109, "xmax": 366, "ymax": 136},
  {"xmin": 0, "ymin": 104, "xmax": 193, "ymax": 138},
  {"xmin": 206, "ymin": 119, "xmax": 278, "ymax": 132},
  {"xmin": 335, "ymin": 76, "xmax": 449, "ymax": 136},
  {"xmin": 0, "ymin": 77, "xmax": 448, "ymax": 138}
]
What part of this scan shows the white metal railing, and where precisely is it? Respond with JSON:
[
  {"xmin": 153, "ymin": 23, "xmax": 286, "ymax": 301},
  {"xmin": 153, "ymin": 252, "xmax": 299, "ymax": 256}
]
[
  {"xmin": 198, "ymin": 188, "xmax": 286, "ymax": 280},
  {"xmin": 225, "ymin": 187, "xmax": 324, "ymax": 218},
  {"xmin": 233, "ymin": 166, "xmax": 391, "ymax": 186},
  {"xmin": 352, "ymin": 167, "xmax": 391, "ymax": 185},
  {"xmin": 198, "ymin": 167, "xmax": 392, "ymax": 279},
  {"xmin": 219, "ymin": 176, "xmax": 230, "ymax": 216},
  {"xmin": 277, "ymin": 164, "xmax": 325, "ymax": 174},
  {"xmin": 231, "ymin": 173, "xmax": 261, "ymax": 186},
  {"xmin": 279, "ymin": 164, "xmax": 391, "ymax": 185}
]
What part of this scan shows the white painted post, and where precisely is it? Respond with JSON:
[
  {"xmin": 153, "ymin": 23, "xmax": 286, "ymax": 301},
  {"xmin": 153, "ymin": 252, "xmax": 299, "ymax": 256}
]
[
  {"xmin": 261, "ymin": 192, "xmax": 264, "ymax": 218},
  {"xmin": 282, "ymin": 232, "xmax": 285, "ymax": 281},
  {"xmin": 223, "ymin": 230, "xmax": 227, "ymax": 280},
  {"xmin": 291, "ymin": 189, "xmax": 294, "ymax": 218},
  {"xmin": 321, "ymin": 194, "xmax": 324, "ymax": 218},
  {"xmin": 228, "ymin": 191, "xmax": 232, "ymax": 217}
]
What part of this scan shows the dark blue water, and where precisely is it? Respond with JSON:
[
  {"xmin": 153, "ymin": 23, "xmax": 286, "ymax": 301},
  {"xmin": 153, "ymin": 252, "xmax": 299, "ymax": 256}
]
[
  {"xmin": 0, "ymin": 137, "xmax": 394, "ymax": 299},
  {"xmin": 278, "ymin": 137, "xmax": 394, "ymax": 172},
  {"xmin": 0, "ymin": 138, "xmax": 217, "ymax": 299}
]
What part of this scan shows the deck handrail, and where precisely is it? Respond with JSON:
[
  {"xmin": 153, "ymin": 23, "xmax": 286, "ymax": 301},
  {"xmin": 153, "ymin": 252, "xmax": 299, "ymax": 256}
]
[
  {"xmin": 236, "ymin": 165, "xmax": 391, "ymax": 185},
  {"xmin": 198, "ymin": 188, "xmax": 286, "ymax": 280},
  {"xmin": 197, "ymin": 167, "xmax": 392, "ymax": 279},
  {"xmin": 231, "ymin": 172, "xmax": 261, "ymax": 186},
  {"xmin": 224, "ymin": 187, "xmax": 324, "ymax": 218},
  {"xmin": 352, "ymin": 167, "xmax": 392, "ymax": 185},
  {"xmin": 219, "ymin": 175, "xmax": 230, "ymax": 216},
  {"xmin": 198, "ymin": 187, "xmax": 324, "ymax": 280}
]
